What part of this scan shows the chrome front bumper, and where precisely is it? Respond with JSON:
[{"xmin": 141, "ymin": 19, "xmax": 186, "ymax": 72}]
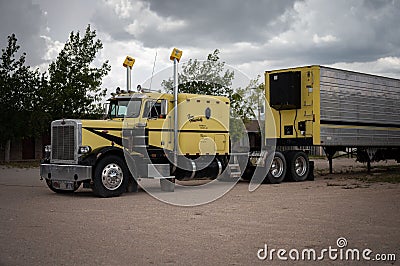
[{"xmin": 40, "ymin": 164, "xmax": 92, "ymax": 182}]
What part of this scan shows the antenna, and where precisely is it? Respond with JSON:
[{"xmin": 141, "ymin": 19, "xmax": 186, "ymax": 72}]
[{"xmin": 149, "ymin": 51, "xmax": 157, "ymax": 91}]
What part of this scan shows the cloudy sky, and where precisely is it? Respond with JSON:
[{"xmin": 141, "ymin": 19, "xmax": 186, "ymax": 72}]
[{"xmin": 1, "ymin": 0, "xmax": 400, "ymax": 93}]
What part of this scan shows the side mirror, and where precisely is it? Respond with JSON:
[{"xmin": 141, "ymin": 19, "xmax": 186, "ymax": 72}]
[
  {"xmin": 160, "ymin": 99, "xmax": 168, "ymax": 117},
  {"xmin": 102, "ymin": 103, "xmax": 110, "ymax": 119}
]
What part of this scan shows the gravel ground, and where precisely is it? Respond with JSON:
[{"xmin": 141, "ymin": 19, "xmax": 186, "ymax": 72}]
[{"xmin": 0, "ymin": 158, "xmax": 399, "ymax": 265}]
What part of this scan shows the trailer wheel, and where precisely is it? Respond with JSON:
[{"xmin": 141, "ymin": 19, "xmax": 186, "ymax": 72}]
[
  {"xmin": 92, "ymin": 155, "xmax": 129, "ymax": 197},
  {"xmin": 264, "ymin": 151, "xmax": 286, "ymax": 184},
  {"xmin": 285, "ymin": 151, "xmax": 309, "ymax": 182},
  {"xmin": 45, "ymin": 180, "xmax": 81, "ymax": 193}
]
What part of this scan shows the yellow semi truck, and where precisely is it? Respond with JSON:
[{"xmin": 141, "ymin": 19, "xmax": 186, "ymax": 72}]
[
  {"xmin": 40, "ymin": 50, "xmax": 242, "ymax": 197},
  {"xmin": 40, "ymin": 90, "xmax": 232, "ymax": 197}
]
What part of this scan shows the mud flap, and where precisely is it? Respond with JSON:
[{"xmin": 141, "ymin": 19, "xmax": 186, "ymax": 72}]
[{"xmin": 307, "ymin": 161, "xmax": 315, "ymax": 181}]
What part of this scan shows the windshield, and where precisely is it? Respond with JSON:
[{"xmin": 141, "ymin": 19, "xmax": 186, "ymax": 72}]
[{"xmin": 109, "ymin": 99, "xmax": 142, "ymax": 118}]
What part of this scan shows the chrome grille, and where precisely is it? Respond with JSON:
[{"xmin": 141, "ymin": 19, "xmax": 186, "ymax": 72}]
[{"xmin": 51, "ymin": 125, "xmax": 76, "ymax": 161}]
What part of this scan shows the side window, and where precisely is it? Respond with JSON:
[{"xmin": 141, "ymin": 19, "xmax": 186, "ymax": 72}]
[
  {"xmin": 109, "ymin": 102, "xmax": 117, "ymax": 117},
  {"xmin": 117, "ymin": 105, "xmax": 127, "ymax": 117},
  {"xmin": 109, "ymin": 100, "xmax": 141, "ymax": 118},
  {"xmin": 143, "ymin": 100, "xmax": 163, "ymax": 119},
  {"xmin": 151, "ymin": 102, "xmax": 162, "ymax": 118},
  {"xmin": 143, "ymin": 101, "xmax": 152, "ymax": 118}
]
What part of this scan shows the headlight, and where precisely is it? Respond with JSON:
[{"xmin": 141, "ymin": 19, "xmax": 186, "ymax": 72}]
[
  {"xmin": 44, "ymin": 145, "xmax": 51, "ymax": 153},
  {"xmin": 78, "ymin": 146, "xmax": 92, "ymax": 154}
]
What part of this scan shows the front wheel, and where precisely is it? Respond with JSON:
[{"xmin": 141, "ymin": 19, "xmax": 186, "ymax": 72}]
[{"xmin": 92, "ymin": 155, "xmax": 129, "ymax": 197}]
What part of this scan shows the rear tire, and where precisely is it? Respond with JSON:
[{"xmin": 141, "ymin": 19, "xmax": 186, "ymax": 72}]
[
  {"xmin": 285, "ymin": 151, "xmax": 309, "ymax": 182},
  {"xmin": 92, "ymin": 155, "xmax": 129, "ymax": 197},
  {"xmin": 264, "ymin": 151, "xmax": 286, "ymax": 184}
]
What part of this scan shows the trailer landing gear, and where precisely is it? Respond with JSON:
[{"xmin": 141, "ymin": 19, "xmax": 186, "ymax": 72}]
[{"xmin": 323, "ymin": 147, "xmax": 340, "ymax": 174}]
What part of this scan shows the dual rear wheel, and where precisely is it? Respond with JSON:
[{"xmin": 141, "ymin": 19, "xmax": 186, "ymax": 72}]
[{"xmin": 264, "ymin": 150, "xmax": 310, "ymax": 184}]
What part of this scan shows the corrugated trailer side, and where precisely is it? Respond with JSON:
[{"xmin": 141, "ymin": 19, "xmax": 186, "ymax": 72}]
[
  {"xmin": 319, "ymin": 66, "xmax": 400, "ymax": 147},
  {"xmin": 264, "ymin": 65, "xmax": 400, "ymax": 177}
]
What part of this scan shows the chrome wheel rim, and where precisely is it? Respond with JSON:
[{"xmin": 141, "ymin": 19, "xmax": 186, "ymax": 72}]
[
  {"xmin": 101, "ymin": 163, "xmax": 123, "ymax": 190},
  {"xmin": 295, "ymin": 156, "xmax": 307, "ymax": 176},
  {"xmin": 270, "ymin": 157, "xmax": 284, "ymax": 178}
]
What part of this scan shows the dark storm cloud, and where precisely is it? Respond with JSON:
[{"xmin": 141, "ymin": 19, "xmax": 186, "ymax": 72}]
[
  {"xmin": 91, "ymin": 3, "xmax": 133, "ymax": 41},
  {"xmin": 36, "ymin": 0, "xmax": 101, "ymax": 41},
  {"xmin": 0, "ymin": 0, "xmax": 47, "ymax": 66},
  {"xmin": 2, "ymin": 0, "xmax": 399, "ymax": 79},
  {"xmin": 310, "ymin": 0, "xmax": 400, "ymax": 64},
  {"xmin": 92, "ymin": 0, "xmax": 298, "ymax": 47},
  {"xmin": 144, "ymin": 0, "xmax": 297, "ymax": 44},
  {"xmin": 91, "ymin": 0, "xmax": 400, "ymax": 68},
  {"xmin": 230, "ymin": 0, "xmax": 400, "ymax": 65}
]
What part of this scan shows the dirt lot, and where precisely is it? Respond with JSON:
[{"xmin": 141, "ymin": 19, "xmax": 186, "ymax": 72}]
[{"xmin": 0, "ymin": 158, "xmax": 399, "ymax": 265}]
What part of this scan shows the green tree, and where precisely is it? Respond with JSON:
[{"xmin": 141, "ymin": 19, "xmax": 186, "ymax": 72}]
[
  {"xmin": 161, "ymin": 49, "xmax": 255, "ymax": 121},
  {"xmin": 46, "ymin": 24, "xmax": 110, "ymax": 119},
  {"xmin": 0, "ymin": 34, "xmax": 45, "ymax": 160},
  {"xmin": 246, "ymin": 76, "xmax": 264, "ymax": 120},
  {"xmin": 0, "ymin": 26, "xmax": 111, "ymax": 161},
  {"xmin": 162, "ymin": 49, "xmax": 234, "ymax": 94},
  {"xmin": 162, "ymin": 49, "xmax": 258, "ymax": 143},
  {"xmin": 228, "ymin": 78, "xmax": 263, "ymax": 143}
]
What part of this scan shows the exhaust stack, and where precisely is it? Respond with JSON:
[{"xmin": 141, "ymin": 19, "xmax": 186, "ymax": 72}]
[
  {"xmin": 169, "ymin": 48, "xmax": 183, "ymax": 167},
  {"xmin": 123, "ymin": 56, "xmax": 135, "ymax": 92}
]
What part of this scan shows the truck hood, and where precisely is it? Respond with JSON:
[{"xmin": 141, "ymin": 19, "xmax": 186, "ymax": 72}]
[{"xmin": 81, "ymin": 119, "xmax": 124, "ymax": 130}]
